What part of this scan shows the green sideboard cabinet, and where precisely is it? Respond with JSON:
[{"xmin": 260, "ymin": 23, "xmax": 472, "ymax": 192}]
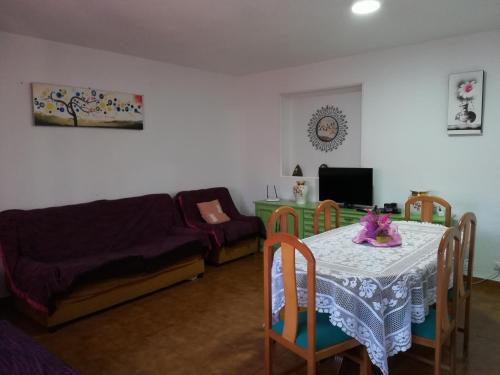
[{"xmin": 254, "ymin": 200, "xmax": 448, "ymax": 241}]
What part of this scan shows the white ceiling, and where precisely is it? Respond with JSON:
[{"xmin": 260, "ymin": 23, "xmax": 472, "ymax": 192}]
[{"xmin": 1, "ymin": 0, "xmax": 500, "ymax": 75}]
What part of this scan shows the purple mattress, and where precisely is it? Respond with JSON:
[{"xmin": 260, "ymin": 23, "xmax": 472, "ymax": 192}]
[{"xmin": 0, "ymin": 320, "xmax": 79, "ymax": 374}]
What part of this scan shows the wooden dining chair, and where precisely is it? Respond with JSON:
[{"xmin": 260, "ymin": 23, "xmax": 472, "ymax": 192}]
[
  {"xmin": 313, "ymin": 200, "xmax": 340, "ymax": 235},
  {"xmin": 410, "ymin": 226, "xmax": 460, "ymax": 375},
  {"xmin": 456, "ymin": 212, "xmax": 477, "ymax": 356},
  {"xmin": 263, "ymin": 232, "xmax": 371, "ymax": 375},
  {"xmin": 404, "ymin": 195, "xmax": 452, "ymax": 227},
  {"xmin": 266, "ymin": 206, "xmax": 299, "ymax": 237}
]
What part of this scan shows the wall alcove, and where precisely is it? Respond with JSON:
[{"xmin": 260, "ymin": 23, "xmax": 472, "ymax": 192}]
[{"xmin": 281, "ymin": 85, "xmax": 362, "ymax": 178}]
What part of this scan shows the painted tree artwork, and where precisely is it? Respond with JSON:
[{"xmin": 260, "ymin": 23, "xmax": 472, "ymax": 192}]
[{"xmin": 32, "ymin": 83, "xmax": 143, "ymax": 129}]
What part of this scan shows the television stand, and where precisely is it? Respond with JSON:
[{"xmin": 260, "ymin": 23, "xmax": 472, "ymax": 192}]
[{"xmin": 345, "ymin": 203, "xmax": 373, "ymax": 210}]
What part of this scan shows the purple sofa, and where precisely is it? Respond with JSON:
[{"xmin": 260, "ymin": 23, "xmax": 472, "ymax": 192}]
[
  {"xmin": 176, "ymin": 187, "xmax": 265, "ymax": 263},
  {"xmin": 0, "ymin": 320, "xmax": 79, "ymax": 374},
  {"xmin": 0, "ymin": 194, "xmax": 209, "ymax": 326}
]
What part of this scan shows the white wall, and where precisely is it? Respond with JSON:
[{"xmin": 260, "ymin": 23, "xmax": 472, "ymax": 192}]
[
  {"xmin": 281, "ymin": 86, "xmax": 362, "ymax": 177},
  {"xmin": 0, "ymin": 32, "xmax": 244, "ymax": 296},
  {"xmin": 1, "ymin": 30, "xmax": 500, "ymax": 297},
  {"xmin": 236, "ymin": 30, "xmax": 500, "ymax": 279}
]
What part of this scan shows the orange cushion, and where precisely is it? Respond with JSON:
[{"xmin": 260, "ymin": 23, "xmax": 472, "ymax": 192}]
[{"xmin": 197, "ymin": 200, "xmax": 231, "ymax": 224}]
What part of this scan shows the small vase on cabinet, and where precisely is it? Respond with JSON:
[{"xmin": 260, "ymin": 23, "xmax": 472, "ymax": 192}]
[
  {"xmin": 409, "ymin": 190, "xmax": 430, "ymax": 215},
  {"xmin": 293, "ymin": 181, "xmax": 308, "ymax": 205}
]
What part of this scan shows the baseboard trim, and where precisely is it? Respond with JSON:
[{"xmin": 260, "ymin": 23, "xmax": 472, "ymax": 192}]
[{"xmin": 472, "ymin": 276, "xmax": 500, "ymax": 287}]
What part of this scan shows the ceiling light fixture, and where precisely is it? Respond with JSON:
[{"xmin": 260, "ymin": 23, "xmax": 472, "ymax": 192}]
[{"xmin": 351, "ymin": 0, "xmax": 381, "ymax": 15}]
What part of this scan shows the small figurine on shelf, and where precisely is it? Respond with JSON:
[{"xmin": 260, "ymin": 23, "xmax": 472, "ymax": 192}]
[
  {"xmin": 409, "ymin": 190, "xmax": 430, "ymax": 214},
  {"xmin": 353, "ymin": 209, "xmax": 402, "ymax": 247},
  {"xmin": 292, "ymin": 164, "xmax": 303, "ymax": 176}
]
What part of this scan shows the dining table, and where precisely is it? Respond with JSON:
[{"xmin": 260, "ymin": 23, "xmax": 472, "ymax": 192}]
[{"xmin": 271, "ymin": 220, "xmax": 448, "ymax": 375}]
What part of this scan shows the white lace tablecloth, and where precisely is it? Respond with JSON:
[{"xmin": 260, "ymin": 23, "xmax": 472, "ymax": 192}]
[{"xmin": 271, "ymin": 221, "xmax": 447, "ymax": 375}]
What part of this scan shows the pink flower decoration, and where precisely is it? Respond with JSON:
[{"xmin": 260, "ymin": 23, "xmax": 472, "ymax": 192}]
[
  {"xmin": 353, "ymin": 211, "xmax": 402, "ymax": 247},
  {"xmin": 359, "ymin": 210, "xmax": 378, "ymax": 238}
]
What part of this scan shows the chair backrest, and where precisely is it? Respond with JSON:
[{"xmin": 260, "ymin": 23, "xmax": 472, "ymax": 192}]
[
  {"xmin": 457, "ymin": 212, "xmax": 477, "ymax": 299},
  {"xmin": 263, "ymin": 233, "xmax": 316, "ymax": 350},
  {"xmin": 266, "ymin": 206, "xmax": 299, "ymax": 237},
  {"xmin": 404, "ymin": 195, "xmax": 452, "ymax": 227},
  {"xmin": 435, "ymin": 226, "xmax": 461, "ymax": 344},
  {"xmin": 313, "ymin": 200, "xmax": 340, "ymax": 235}
]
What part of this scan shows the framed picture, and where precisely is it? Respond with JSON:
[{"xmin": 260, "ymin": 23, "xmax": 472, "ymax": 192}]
[
  {"xmin": 32, "ymin": 83, "xmax": 144, "ymax": 130},
  {"xmin": 447, "ymin": 70, "xmax": 484, "ymax": 135}
]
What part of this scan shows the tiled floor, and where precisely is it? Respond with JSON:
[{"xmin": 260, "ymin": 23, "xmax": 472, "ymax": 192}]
[{"xmin": 1, "ymin": 253, "xmax": 499, "ymax": 374}]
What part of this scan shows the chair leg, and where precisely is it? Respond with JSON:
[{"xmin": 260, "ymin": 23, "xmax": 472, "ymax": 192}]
[
  {"xmin": 463, "ymin": 296, "xmax": 471, "ymax": 357},
  {"xmin": 306, "ymin": 357, "xmax": 316, "ymax": 375},
  {"xmin": 331, "ymin": 355, "xmax": 344, "ymax": 375},
  {"xmin": 359, "ymin": 347, "xmax": 371, "ymax": 375},
  {"xmin": 450, "ymin": 331, "xmax": 457, "ymax": 375},
  {"xmin": 434, "ymin": 346, "xmax": 442, "ymax": 375},
  {"xmin": 264, "ymin": 335, "xmax": 273, "ymax": 375}
]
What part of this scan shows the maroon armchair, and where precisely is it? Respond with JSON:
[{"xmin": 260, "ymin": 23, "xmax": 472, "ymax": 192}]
[{"xmin": 176, "ymin": 187, "xmax": 265, "ymax": 264}]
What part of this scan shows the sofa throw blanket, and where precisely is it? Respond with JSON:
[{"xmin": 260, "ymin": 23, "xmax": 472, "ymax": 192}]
[
  {"xmin": 0, "ymin": 194, "xmax": 209, "ymax": 313},
  {"xmin": 176, "ymin": 187, "xmax": 266, "ymax": 248},
  {"xmin": 0, "ymin": 320, "xmax": 80, "ymax": 374}
]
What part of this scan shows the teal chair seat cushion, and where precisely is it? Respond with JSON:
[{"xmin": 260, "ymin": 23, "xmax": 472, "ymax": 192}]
[
  {"xmin": 448, "ymin": 288, "xmax": 454, "ymax": 301},
  {"xmin": 412, "ymin": 308, "xmax": 437, "ymax": 340},
  {"xmin": 272, "ymin": 311, "xmax": 352, "ymax": 350}
]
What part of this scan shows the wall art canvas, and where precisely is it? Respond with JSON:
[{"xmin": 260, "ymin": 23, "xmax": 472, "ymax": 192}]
[
  {"xmin": 447, "ymin": 70, "xmax": 484, "ymax": 135},
  {"xmin": 32, "ymin": 83, "xmax": 143, "ymax": 129}
]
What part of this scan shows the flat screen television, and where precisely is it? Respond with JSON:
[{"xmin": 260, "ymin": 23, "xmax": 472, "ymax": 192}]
[{"xmin": 318, "ymin": 167, "xmax": 373, "ymax": 207}]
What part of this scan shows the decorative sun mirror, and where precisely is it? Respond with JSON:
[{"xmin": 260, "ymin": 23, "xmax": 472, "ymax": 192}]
[{"xmin": 307, "ymin": 105, "xmax": 348, "ymax": 152}]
